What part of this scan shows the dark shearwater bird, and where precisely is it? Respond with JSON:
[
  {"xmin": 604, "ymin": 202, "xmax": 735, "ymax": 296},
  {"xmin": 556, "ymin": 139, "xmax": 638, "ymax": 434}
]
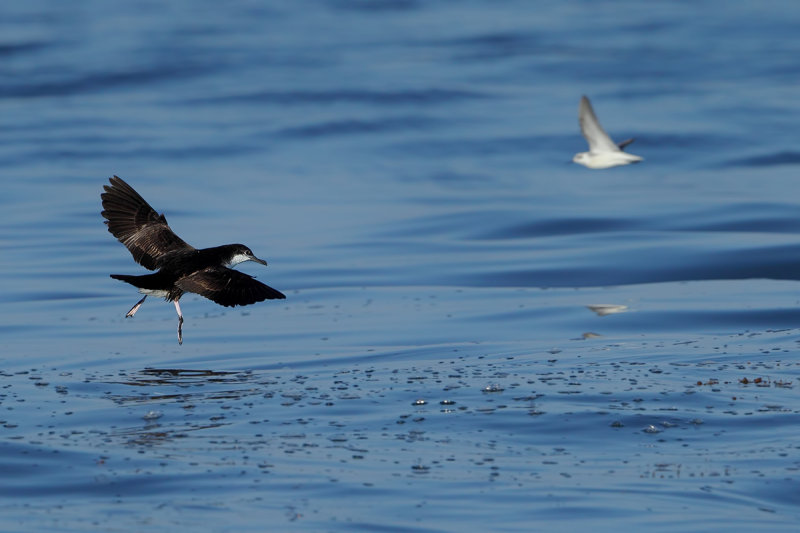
[{"xmin": 101, "ymin": 175, "xmax": 286, "ymax": 344}]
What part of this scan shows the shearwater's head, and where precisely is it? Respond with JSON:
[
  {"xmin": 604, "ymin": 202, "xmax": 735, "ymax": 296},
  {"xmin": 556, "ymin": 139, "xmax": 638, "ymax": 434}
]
[{"xmin": 225, "ymin": 244, "xmax": 268, "ymax": 267}]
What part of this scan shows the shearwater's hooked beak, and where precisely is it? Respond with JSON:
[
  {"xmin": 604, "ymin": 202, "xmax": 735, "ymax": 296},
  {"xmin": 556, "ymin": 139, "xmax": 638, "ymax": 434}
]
[{"xmin": 251, "ymin": 256, "xmax": 268, "ymax": 266}]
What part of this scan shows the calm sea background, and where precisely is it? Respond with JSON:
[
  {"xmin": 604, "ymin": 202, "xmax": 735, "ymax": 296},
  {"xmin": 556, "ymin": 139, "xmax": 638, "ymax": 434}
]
[{"xmin": 2, "ymin": 1, "xmax": 800, "ymax": 531}]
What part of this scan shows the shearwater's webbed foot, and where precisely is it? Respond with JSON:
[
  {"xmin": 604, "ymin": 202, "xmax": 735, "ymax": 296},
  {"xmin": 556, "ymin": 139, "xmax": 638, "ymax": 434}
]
[
  {"xmin": 126, "ymin": 295, "xmax": 147, "ymax": 318},
  {"xmin": 174, "ymin": 299, "xmax": 184, "ymax": 345}
]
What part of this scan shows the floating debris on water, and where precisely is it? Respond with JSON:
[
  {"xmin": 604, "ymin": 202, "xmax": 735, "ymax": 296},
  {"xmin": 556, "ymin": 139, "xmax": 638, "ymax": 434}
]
[
  {"xmin": 587, "ymin": 304, "xmax": 629, "ymax": 316},
  {"xmin": 411, "ymin": 463, "xmax": 430, "ymax": 473}
]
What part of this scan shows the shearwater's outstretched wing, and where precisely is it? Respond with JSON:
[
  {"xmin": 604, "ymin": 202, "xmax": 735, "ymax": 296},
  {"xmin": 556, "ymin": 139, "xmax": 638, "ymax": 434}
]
[
  {"xmin": 176, "ymin": 267, "xmax": 286, "ymax": 307},
  {"xmin": 101, "ymin": 176, "xmax": 194, "ymax": 270},
  {"xmin": 578, "ymin": 96, "xmax": 620, "ymax": 153}
]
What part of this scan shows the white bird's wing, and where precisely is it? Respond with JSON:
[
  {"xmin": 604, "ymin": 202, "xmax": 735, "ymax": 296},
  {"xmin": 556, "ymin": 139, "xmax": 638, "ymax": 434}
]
[{"xmin": 579, "ymin": 96, "xmax": 620, "ymax": 153}]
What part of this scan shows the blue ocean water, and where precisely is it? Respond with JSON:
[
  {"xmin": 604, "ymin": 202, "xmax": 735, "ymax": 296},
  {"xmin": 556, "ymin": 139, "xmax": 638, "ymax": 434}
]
[{"xmin": 1, "ymin": 1, "xmax": 800, "ymax": 531}]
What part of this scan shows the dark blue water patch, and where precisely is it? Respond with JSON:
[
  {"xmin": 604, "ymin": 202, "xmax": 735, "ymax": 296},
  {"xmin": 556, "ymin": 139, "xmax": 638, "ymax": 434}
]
[
  {"xmin": 468, "ymin": 305, "xmax": 800, "ymax": 335},
  {"xmin": 439, "ymin": 31, "xmax": 546, "ymax": 62},
  {"xmin": 612, "ymin": 86, "xmax": 704, "ymax": 99},
  {"xmin": 388, "ymin": 134, "xmax": 567, "ymax": 158},
  {"xmin": 0, "ymin": 41, "xmax": 49, "ymax": 57},
  {"xmin": 375, "ymin": 210, "xmax": 514, "ymax": 239},
  {"xmin": 573, "ymin": 486, "xmax": 798, "ymax": 533},
  {"xmin": 643, "ymin": 132, "xmax": 742, "ymax": 151},
  {"xmin": 16, "ymin": 142, "xmax": 256, "ymax": 163},
  {"xmin": 190, "ymin": 88, "xmax": 487, "ymax": 106},
  {"xmin": 709, "ymin": 244, "xmax": 800, "ymax": 281},
  {"xmin": 0, "ymin": 116, "xmax": 132, "ymax": 138},
  {"xmin": 619, "ymin": 18, "xmax": 683, "ymax": 34},
  {"xmin": 326, "ymin": 239, "xmax": 482, "ymax": 261},
  {"xmin": 5, "ymin": 132, "xmax": 140, "ymax": 151},
  {"xmin": 385, "ymin": 203, "xmax": 800, "ymax": 243},
  {"xmin": 663, "ymin": 203, "xmax": 800, "ymax": 233},
  {"xmin": 1, "ymin": 291, "xmax": 111, "ymax": 304},
  {"xmin": 0, "ymin": 324, "xmax": 40, "ymax": 335},
  {"xmin": 0, "ymin": 440, "xmax": 214, "ymax": 499},
  {"xmin": 0, "ymin": 62, "xmax": 211, "ymax": 99},
  {"xmin": 711, "ymin": 412, "xmax": 800, "ymax": 433},
  {"xmin": 275, "ymin": 116, "xmax": 442, "ymax": 139},
  {"xmin": 0, "ymin": 442, "xmax": 87, "ymax": 481},
  {"xmin": 486, "ymin": 205, "xmax": 800, "ymax": 239},
  {"xmin": 751, "ymin": 478, "xmax": 800, "ymax": 507},
  {"xmin": 546, "ymin": 49, "xmax": 700, "ymax": 83},
  {"xmin": 446, "ymin": 244, "xmax": 800, "ymax": 288},
  {"xmin": 329, "ymin": 0, "xmax": 422, "ymax": 12},
  {"xmin": 331, "ymin": 522, "xmax": 444, "ymax": 533},
  {"xmin": 594, "ymin": 308, "xmax": 800, "ymax": 334},
  {"xmin": 415, "ymin": 170, "xmax": 495, "ymax": 189},
  {"xmin": 723, "ymin": 151, "xmax": 800, "ymax": 168},
  {"xmin": 479, "ymin": 216, "xmax": 640, "ymax": 239},
  {"xmin": 462, "ymin": 304, "xmax": 579, "ymax": 326}
]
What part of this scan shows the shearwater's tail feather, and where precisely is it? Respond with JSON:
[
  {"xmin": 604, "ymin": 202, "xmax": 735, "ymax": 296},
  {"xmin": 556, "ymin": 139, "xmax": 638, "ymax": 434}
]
[
  {"xmin": 110, "ymin": 273, "xmax": 165, "ymax": 291},
  {"xmin": 110, "ymin": 274, "xmax": 139, "ymax": 284}
]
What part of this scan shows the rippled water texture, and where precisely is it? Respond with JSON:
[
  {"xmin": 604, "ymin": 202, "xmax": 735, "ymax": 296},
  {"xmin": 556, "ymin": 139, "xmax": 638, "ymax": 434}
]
[{"xmin": 2, "ymin": 1, "xmax": 800, "ymax": 531}]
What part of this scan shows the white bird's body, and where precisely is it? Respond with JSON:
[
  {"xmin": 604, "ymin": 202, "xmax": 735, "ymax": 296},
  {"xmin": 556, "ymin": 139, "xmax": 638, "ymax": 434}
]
[{"xmin": 573, "ymin": 95, "xmax": 642, "ymax": 169}]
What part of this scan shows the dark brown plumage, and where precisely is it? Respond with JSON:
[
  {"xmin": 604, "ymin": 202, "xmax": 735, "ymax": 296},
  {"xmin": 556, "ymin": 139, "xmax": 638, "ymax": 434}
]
[{"xmin": 101, "ymin": 175, "xmax": 285, "ymax": 344}]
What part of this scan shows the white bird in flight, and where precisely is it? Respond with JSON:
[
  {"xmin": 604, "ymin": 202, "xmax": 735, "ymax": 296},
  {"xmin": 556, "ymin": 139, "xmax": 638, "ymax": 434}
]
[{"xmin": 573, "ymin": 95, "xmax": 642, "ymax": 169}]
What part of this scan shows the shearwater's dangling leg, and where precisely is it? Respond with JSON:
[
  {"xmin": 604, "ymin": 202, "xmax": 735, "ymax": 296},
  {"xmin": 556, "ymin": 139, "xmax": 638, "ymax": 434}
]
[
  {"xmin": 125, "ymin": 295, "xmax": 147, "ymax": 318},
  {"xmin": 174, "ymin": 299, "xmax": 184, "ymax": 345}
]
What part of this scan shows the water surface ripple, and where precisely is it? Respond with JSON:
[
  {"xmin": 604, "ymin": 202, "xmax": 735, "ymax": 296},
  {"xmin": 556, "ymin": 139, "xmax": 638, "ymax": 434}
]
[{"xmin": 1, "ymin": 1, "xmax": 800, "ymax": 531}]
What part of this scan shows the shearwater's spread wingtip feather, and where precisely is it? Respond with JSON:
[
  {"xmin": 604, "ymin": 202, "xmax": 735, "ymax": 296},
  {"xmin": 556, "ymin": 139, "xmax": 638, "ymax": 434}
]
[
  {"xmin": 101, "ymin": 176, "xmax": 194, "ymax": 270},
  {"xmin": 176, "ymin": 267, "xmax": 286, "ymax": 308}
]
